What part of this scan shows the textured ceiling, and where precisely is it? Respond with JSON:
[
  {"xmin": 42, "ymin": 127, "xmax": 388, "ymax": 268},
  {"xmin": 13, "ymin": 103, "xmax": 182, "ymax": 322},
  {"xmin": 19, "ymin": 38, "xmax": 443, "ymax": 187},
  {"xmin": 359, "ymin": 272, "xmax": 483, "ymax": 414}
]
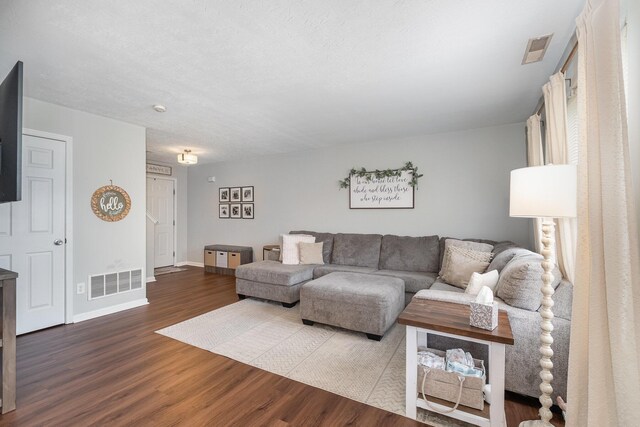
[{"xmin": 0, "ymin": 0, "xmax": 584, "ymax": 164}]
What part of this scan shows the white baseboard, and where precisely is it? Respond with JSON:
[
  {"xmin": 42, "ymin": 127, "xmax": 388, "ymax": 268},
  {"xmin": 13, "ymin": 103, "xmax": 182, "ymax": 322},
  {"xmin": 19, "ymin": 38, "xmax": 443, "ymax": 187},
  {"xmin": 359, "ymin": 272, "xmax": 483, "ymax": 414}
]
[
  {"xmin": 146, "ymin": 276, "xmax": 156, "ymax": 283},
  {"xmin": 176, "ymin": 261, "xmax": 204, "ymax": 268},
  {"xmin": 73, "ymin": 298, "xmax": 149, "ymax": 323}
]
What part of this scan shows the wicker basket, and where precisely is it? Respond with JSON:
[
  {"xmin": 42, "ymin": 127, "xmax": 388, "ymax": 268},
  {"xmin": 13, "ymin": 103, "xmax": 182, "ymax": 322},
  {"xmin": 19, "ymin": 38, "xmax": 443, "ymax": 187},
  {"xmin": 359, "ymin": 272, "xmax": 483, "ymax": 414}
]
[{"xmin": 417, "ymin": 349, "xmax": 486, "ymax": 411}]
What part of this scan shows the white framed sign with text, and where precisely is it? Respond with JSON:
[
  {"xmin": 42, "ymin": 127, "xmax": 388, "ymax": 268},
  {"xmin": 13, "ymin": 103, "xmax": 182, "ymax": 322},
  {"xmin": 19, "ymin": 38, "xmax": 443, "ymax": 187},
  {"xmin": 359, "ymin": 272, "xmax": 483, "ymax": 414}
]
[{"xmin": 349, "ymin": 170, "xmax": 414, "ymax": 209}]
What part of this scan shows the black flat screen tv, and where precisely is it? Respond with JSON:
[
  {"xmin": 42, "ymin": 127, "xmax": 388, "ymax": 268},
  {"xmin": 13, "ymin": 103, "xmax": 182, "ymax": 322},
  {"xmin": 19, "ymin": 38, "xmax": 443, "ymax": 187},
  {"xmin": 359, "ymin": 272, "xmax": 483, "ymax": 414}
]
[{"xmin": 0, "ymin": 61, "xmax": 23, "ymax": 204}]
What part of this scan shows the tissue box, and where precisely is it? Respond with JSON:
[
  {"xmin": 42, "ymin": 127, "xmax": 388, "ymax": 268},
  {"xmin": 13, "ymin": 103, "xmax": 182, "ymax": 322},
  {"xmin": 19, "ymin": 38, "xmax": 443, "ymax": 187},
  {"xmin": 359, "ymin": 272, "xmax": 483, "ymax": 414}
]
[{"xmin": 470, "ymin": 301, "xmax": 498, "ymax": 331}]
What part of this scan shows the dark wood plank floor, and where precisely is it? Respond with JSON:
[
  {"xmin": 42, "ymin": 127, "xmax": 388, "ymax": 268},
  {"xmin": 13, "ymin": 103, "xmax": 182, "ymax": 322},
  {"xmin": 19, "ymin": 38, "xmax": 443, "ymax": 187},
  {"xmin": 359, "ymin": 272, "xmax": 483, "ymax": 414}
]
[{"xmin": 0, "ymin": 267, "xmax": 564, "ymax": 426}]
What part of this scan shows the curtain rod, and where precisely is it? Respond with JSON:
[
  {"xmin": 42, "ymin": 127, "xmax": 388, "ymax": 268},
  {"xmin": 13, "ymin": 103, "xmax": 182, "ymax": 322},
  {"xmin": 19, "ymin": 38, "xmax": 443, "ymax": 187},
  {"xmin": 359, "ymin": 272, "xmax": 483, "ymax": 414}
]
[{"xmin": 534, "ymin": 40, "xmax": 578, "ymax": 116}]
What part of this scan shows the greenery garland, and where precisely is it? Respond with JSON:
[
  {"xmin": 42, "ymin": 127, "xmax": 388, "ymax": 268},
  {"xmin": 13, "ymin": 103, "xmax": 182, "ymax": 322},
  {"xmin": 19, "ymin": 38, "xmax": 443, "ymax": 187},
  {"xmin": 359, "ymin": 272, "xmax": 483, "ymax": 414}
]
[{"xmin": 339, "ymin": 161, "xmax": 424, "ymax": 189}]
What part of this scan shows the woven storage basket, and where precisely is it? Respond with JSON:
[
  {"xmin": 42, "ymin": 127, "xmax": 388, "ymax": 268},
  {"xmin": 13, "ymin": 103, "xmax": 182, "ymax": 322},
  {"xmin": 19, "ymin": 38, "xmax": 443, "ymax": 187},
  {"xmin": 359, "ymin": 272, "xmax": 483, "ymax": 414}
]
[{"xmin": 417, "ymin": 349, "xmax": 485, "ymax": 411}]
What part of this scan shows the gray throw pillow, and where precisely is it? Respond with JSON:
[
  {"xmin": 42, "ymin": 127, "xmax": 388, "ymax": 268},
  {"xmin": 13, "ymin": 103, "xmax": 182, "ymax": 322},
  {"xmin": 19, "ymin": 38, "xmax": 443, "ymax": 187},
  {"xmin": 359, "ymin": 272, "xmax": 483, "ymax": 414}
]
[
  {"xmin": 487, "ymin": 247, "xmax": 531, "ymax": 273},
  {"xmin": 496, "ymin": 253, "xmax": 562, "ymax": 311}
]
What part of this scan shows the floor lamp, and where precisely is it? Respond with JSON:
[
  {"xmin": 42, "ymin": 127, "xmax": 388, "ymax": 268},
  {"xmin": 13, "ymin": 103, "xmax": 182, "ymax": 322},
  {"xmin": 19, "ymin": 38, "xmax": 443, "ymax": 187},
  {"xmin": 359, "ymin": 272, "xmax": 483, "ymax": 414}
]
[{"xmin": 509, "ymin": 164, "xmax": 577, "ymax": 427}]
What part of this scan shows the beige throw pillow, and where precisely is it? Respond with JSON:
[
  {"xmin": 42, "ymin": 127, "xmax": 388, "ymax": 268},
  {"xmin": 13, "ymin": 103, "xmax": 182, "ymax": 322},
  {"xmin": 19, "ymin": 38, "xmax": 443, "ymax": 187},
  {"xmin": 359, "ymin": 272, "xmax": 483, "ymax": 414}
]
[
  {"xmin": 299, "ymin": 242, "xmax": 325, "ymax": 265},
  {"xmin": 281, "ymin": 234, "xmax": 315, "ymax": 265},
  {"xmin": 439, "ymin": 245, "xmax": 492, "ymax": 289},
  {"xmin": 465, "ymin": 270, "xmax": 500, "ymax": 296}
]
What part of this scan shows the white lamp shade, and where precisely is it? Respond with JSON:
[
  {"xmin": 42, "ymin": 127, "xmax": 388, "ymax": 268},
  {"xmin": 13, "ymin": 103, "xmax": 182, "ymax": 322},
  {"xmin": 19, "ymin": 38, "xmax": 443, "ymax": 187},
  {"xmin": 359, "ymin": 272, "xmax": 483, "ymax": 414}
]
[{"xmin": 510, "ymin": 165, "xmax": 577, "ymax": 218}]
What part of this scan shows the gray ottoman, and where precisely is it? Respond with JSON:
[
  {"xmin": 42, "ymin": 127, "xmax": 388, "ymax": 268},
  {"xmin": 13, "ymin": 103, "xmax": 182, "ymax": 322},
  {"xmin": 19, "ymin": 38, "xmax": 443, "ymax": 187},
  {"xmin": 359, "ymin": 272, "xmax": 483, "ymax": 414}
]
[
  {"xmin": 300, "ymin": 272, "xmax": 405, "ymax": 340},
  {"xmin": 236, "ymin": 261, "xmax": 316, "ymax": 307}
]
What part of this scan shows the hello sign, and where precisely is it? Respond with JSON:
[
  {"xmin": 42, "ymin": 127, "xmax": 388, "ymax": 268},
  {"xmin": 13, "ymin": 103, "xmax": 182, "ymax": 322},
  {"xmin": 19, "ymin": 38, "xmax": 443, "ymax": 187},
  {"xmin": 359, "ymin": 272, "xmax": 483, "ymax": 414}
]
[{"xmin": 91, "ymin": 185, "xmax": 131, "ymax": 222}]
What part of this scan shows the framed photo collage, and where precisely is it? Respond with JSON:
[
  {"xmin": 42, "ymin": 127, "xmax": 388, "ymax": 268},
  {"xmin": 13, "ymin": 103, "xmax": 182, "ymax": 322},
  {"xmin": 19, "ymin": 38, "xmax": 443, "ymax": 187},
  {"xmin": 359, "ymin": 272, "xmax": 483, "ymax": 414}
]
[{"xmin": 219, "ymin": 186, "xmax": 254, "ymax": 219}]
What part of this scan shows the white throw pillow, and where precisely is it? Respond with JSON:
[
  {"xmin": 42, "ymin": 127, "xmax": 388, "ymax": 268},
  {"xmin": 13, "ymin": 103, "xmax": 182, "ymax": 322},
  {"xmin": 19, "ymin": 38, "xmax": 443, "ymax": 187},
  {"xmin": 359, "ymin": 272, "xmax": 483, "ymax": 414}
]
[
  {"xmin": 465, "ymin": 270, "xmax": 500, "ymax": 296},
  {"xmin": 281, "ymin": 234, "xmax": 315, "ymax": 265}
]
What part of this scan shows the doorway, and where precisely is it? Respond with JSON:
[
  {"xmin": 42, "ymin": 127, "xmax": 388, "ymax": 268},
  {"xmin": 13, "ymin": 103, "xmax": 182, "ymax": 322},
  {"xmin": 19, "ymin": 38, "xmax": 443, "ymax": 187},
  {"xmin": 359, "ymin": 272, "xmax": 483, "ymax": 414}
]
[
  {"xmin": 146, "ymin": 176, "xmax": 176, "ymax": 268},
  {"xmin": 0, "ymin": 129, "xmax": 73, "ymax": 334}
]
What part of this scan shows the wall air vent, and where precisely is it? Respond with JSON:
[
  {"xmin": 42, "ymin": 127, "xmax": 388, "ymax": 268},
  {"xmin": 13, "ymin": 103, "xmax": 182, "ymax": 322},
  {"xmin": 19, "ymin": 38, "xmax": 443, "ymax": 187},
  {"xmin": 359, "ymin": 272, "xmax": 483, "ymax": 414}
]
[
  {"xmin": 522, "ymin": 34, "xmax": 553, "ymax": 65},
  {"xmin": 89, "ymin": 268, "xmax": 143, "ymax": 299}
]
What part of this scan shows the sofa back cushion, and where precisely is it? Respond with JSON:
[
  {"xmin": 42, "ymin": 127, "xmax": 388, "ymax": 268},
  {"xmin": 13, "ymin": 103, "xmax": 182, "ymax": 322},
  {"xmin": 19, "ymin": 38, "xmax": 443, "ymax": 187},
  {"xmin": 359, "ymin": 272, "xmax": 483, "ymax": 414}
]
[
  {"xmin": 379, "ymin": 234, "xmax": 440, "ymax": 273},
  {"xmin": 290, "ymin": 231, "xmax": 334, "ymax": 264},
  {"xmin": 331, "ymin": 233, "xmax": 382, "ymax": 268},
  {"xmin": 487, "ymin": 247, "xmax": 530, "ymax": 273},
  {"xmin": 496, "ymin": 252, "xmax": 562, "ymax": 311}
]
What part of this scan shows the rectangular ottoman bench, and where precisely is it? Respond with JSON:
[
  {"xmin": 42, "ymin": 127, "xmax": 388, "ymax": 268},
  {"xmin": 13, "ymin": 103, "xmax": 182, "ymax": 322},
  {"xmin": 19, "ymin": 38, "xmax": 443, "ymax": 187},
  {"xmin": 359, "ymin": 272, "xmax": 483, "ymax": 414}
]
[
  {"xmin": 235, "ymin": 260, "xmax": 316, "ymax": 307},
  {"xmin": 300, "ymin": 272, "xmax": 405, "ymax": 340}
]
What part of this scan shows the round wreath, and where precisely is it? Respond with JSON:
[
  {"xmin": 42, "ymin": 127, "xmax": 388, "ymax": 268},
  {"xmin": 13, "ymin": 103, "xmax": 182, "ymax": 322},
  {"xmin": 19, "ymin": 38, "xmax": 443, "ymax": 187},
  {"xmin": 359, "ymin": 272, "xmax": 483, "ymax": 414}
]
[{"xmin": 91, "ymin": 185, "xmax": 131, "ymax": 222}]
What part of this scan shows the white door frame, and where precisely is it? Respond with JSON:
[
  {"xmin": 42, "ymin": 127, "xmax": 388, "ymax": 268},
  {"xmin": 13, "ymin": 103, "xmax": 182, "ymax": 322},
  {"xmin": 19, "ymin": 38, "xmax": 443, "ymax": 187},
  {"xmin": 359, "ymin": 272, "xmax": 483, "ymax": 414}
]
[
  {"xmin": 146, "ymin": 175, "xmax": 177, "ymax": 267},
  {"xmin": 23, "ymin": 128, "xmax": 74, "ymax": 324}
]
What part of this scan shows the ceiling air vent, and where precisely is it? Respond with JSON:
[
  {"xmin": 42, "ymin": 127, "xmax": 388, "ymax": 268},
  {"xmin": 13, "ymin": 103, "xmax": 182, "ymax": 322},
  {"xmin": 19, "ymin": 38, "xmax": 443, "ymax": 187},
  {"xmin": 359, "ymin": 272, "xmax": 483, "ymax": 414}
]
[{"xmin": 522, "ymin": 34, "xmax": 553, "ymax": 65}]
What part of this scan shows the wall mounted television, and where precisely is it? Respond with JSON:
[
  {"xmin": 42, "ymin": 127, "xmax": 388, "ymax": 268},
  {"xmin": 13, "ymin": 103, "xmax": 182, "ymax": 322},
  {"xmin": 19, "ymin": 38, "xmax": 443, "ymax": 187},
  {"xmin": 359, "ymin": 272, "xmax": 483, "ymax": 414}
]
[{"xmin": 0, "ymin": 61, "xmax": 23, "ymax": 204}]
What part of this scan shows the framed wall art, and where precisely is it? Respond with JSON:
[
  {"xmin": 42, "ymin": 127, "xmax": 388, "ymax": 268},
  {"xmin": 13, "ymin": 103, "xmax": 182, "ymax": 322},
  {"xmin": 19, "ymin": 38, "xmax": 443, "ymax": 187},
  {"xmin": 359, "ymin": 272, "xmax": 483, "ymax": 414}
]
[
  {"xmin": 219, "ymin": 204, "xmax": 230, "ymax": 218},
  {"xmin": 91, "ymin": 185, "xmax": 132, "ymax": 222},
  {"xmin": 241, "ymin": 186, "xmax": 254, "ymax": 202},
  {"xmin": 230, "ymin": 187, "xmax": 241, "ymax": 202},
  {"xmin": 230, "ymin": 203, "xmax": 242, "ymax": 218},
  {"xmin": 146, "ymin": 163, "xmax": 172, "ymax": 176},
  {"xmin": 219, "ymin": 187, "xmax": 230, "ymax": 202},
  {"xmin": 242, "ymin": 203, "xmax": 254, "ymax": 219}
]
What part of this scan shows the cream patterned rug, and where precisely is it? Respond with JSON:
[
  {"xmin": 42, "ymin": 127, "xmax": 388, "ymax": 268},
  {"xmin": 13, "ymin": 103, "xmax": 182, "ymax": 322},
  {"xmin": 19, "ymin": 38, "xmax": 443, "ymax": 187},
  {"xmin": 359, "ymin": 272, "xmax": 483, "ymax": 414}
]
[{"xmin": 156, "ymin": 299, "xmax": 470, "ymax": 426}]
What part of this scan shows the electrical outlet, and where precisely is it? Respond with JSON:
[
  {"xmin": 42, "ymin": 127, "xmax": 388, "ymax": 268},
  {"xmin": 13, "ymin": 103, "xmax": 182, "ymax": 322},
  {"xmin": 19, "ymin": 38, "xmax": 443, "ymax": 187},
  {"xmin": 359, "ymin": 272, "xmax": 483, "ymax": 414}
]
[{"xmin": 77, "ymin": 282, "xmax": 86, "ymax": 294}]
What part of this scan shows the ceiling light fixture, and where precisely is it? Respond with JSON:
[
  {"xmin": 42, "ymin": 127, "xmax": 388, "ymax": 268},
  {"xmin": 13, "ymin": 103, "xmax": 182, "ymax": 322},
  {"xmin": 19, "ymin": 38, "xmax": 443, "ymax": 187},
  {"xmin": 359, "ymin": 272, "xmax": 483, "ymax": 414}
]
[
  {"xmin": 177, "ymin": 149, "xmax": 198, "ymax": 165},
  {"xmin": 153, "ymin": 104, "xmax": 167, "ymax": 113}
]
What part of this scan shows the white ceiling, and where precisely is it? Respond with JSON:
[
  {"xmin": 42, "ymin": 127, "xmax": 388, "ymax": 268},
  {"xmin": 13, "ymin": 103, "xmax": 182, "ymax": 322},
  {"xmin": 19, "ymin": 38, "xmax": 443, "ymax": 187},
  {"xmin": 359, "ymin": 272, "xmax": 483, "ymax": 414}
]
[{"xmin": 0, "ymin": 0, "xmax": 584, "ymax": 164}]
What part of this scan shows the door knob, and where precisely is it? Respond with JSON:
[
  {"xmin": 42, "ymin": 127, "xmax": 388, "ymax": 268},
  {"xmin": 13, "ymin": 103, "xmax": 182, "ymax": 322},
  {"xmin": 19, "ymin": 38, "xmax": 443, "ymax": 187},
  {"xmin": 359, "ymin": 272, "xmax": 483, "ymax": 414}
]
[{"xmin": 54, "ymin": 239, "xmax": 64, "ymax": 246}]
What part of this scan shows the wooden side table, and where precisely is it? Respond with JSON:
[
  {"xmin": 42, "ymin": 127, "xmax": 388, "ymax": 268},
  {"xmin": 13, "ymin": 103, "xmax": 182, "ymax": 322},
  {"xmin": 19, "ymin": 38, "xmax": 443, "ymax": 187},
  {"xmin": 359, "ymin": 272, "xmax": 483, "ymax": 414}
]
[
  {"xmin": 0, "ymin": 268, "xmax": 17, "ymax": 413},
  {"xmin": 398, "ymin": 299, "xmax": 514, "ymax": 427}
]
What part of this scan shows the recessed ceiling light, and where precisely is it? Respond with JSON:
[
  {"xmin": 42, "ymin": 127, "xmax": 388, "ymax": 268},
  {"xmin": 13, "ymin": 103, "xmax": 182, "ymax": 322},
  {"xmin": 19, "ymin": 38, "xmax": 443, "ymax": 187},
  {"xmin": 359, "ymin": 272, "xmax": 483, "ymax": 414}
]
[{"xmin": 153, "ymin": 104, "xmax": 167, "ymax": 113}]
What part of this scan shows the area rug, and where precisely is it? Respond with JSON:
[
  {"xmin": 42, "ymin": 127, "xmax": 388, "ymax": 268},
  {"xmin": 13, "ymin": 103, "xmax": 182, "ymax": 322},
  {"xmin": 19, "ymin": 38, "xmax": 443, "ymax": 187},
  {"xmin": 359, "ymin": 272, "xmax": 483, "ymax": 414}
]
[
  {"xmin": 156, "ymin": 299, "xmax": 471, "ymax": 426},
  {"xmin": 154, "ymin": 266, "xmax": 188, "ymax": 276}
]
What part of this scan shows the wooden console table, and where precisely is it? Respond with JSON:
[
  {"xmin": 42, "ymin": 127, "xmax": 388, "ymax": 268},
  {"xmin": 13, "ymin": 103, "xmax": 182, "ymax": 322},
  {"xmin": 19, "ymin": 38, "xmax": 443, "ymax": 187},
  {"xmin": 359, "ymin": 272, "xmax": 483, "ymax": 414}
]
[
  {"xmin": 0, "ymin": 268, "xmax": 17, "ymax": 413},
  {"xmin": 399, "ymin": 299, "xmax": 513, "ymax": 427},
  {"xmin": 204, "ymin": 245, "xmax": 253, "ymax": 276}
]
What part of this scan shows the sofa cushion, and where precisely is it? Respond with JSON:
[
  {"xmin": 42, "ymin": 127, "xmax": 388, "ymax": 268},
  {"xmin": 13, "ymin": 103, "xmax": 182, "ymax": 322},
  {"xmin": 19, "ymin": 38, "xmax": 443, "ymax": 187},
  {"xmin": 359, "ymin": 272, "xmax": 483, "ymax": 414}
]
[
  {"xmin": 487, "ymin": 247, "xmax": 531, "ymax": 273},
  {"xmin": 439, "ymin": 241, "xmax": 493, "ymax": 289},
  {"xmin": 235, "ymin": 260, "xmax": 315, "ymax": 286},
  {"xmin": 496, "ymin": 253, "xmax": 562, "ymax": 311},
  {"xmin": 331, "ymin": 233, "xmax": 382, "ymax": 268},
  {"xmin": 281, "ymin": 234, "xmax": 315, "ymax": 265},
  {"xmin": 378, "ymin": 234, "xmax": 440, "ymax": 273},
  {"xmin": 299, "ymin": 242, "xmax": 325, "ymax": 265},
  {"xmin": 438, "ymin": 237, "xmax": 496, "ymax": 270},
  {"xmin": 492, "ymin": 241, "xmax": 519, "ymax": 257},
  {"xmin": 428, "ymin": 280, "xmax": 465, "ymax": 293},
  {"xmin": 290, "ymin": 231, "xmax": 334, "ymax": 264},
  {"xmin": 374, "ymin": 270, "xmax": 437, "ymax": 293},
  {"xmin": 549, "ymin": 279, "xmax": 573, "ymax": 320},
  {"xmin": 313, "ymin": 264, "xmax": 378, "ymax": 279}
]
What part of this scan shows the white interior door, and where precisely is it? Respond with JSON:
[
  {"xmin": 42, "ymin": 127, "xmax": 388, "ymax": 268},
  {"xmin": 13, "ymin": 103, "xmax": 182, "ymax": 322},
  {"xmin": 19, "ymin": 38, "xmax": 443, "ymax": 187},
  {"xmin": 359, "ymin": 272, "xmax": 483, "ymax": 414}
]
[
  {"xmin": 0, "ymin": 134, "xmax": 67, "ymax": 334},
  {"xmin": 147, "ymin": 177, "xmax": 175, "ymax": 268}
]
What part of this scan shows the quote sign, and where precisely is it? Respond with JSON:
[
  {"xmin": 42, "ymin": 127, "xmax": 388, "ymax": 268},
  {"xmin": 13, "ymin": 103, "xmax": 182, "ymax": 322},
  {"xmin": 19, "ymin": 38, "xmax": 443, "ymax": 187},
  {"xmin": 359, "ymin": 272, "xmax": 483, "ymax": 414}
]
[
  {"xmin": 91, "ymin": 185, "xmax": 132, "ymax": 222},
  {"xmin": 349, "ymin": 170, "xmax": 414, "ymax": 209}
]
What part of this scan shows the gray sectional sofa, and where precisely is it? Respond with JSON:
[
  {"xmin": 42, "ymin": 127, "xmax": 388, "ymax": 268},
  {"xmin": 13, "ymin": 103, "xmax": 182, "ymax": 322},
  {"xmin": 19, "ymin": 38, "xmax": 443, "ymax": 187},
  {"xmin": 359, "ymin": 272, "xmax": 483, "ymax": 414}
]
[{"xmin": 235, "ymin": 230, "xmax": 573, "ymax": 401}]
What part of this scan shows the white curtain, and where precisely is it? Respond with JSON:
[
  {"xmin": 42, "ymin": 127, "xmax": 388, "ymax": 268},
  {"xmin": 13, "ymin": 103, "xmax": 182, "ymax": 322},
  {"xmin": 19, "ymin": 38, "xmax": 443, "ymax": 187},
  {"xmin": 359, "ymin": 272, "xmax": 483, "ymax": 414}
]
[
  {"xmin": 526, "ymin": 114, "xmax": 544, "ymax": 253},
  {"xmin": 567, "ymin": 0, "xmax": 640, "ymax": 425},
  {"xmin": 543, "ymin": 72, "xmax": 577, "ymax": 282}
]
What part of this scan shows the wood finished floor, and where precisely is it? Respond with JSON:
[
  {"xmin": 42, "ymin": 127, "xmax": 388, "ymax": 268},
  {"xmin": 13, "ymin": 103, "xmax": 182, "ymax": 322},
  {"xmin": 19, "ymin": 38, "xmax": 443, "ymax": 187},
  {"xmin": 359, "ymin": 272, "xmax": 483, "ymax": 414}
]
[{"xmin": 0, "ymin": 267, "xmax": 565, "ymax": 426}]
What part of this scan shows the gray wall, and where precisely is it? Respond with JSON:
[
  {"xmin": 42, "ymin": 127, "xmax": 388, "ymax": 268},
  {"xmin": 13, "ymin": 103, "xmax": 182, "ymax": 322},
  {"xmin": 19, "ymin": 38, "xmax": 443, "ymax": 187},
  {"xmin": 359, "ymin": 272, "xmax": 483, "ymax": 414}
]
[
  {"xmin": 23, "ymin": 98, "xmax": 147, "ymax": 316},
  {"xmin": 187, "ymin": 122, "xmax": 530, "ymax": 263}
]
